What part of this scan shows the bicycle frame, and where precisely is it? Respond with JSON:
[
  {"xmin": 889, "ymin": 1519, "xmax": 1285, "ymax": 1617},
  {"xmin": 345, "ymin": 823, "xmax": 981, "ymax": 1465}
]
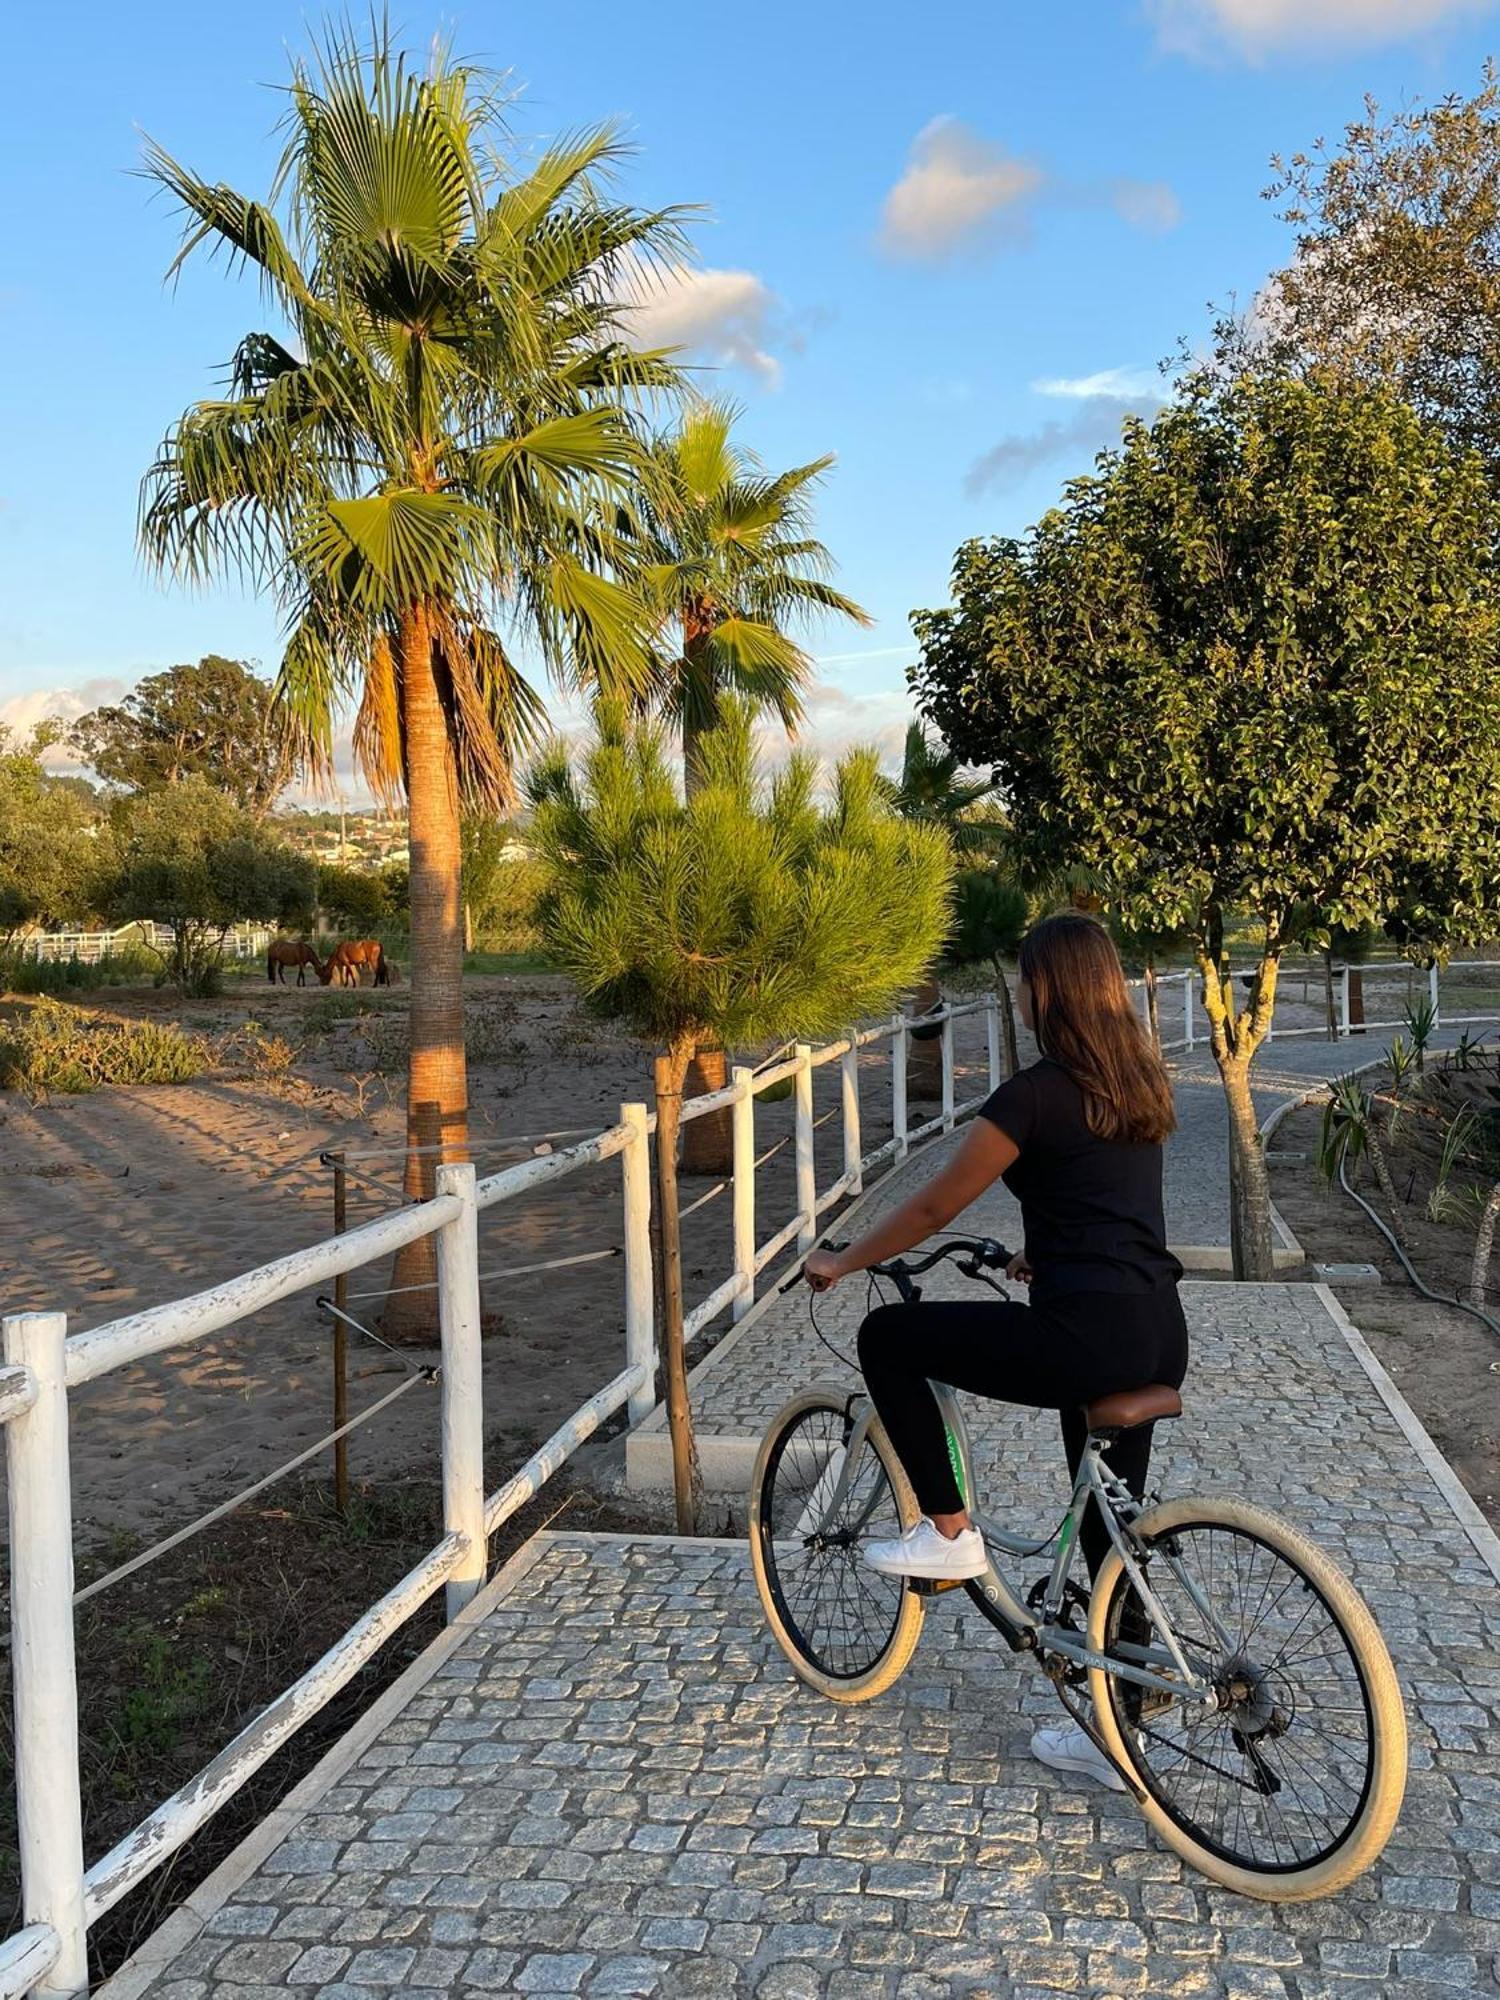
[{"xmin": 813, "ymin": 1382, "xmax": 1220, "ymax": 1709}]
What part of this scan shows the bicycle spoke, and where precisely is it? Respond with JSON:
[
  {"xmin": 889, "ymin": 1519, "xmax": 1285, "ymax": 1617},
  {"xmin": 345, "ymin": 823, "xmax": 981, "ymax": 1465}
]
[{"xmin": 1109, "ymin": 1521, "xmax": 1375, "ymax": 1874}]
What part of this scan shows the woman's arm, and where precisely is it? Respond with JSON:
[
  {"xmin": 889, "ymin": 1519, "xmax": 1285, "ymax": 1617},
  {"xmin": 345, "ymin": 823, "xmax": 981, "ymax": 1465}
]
[{"xmin": 804, "ymin": 1116, "xmax": 1020, "ymax": 1290}]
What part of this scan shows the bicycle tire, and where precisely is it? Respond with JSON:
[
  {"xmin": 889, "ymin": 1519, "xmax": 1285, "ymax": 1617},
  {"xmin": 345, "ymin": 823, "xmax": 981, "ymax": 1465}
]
[
  {"xmin": 1087, "ymin": 1495, "xmax": 1407, "ymax": 1901},
  {"xmin": 749, "ymin": 1383, "xmax": 926, "ymax": 1702}
]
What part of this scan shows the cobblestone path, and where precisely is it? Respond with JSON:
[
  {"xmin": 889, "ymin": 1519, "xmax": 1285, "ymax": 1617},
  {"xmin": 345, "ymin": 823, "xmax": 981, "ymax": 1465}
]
[{"xmin": 112, "ymin": 1269, "xmax": 1500, "ymax": 1995}]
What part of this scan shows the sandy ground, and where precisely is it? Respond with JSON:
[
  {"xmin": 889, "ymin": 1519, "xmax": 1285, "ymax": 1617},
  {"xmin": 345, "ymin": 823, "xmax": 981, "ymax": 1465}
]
[{"xmin": 0, "ymin": 973, "xmax": 995, "ymax": 1551}]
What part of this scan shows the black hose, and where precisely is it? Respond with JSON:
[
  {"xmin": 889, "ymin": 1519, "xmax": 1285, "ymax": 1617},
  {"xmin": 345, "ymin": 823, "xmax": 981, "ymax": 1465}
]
[{"xmin": 1334, "ymin": 1152, "xmax": 1500, "ymax": 1344}]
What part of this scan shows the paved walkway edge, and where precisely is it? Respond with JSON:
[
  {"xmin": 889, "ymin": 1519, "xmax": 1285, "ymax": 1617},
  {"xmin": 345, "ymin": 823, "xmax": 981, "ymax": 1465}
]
[
  {"xmin": 93, "ymin": 1532, "xmax": 738, "ymax": 2000},
  {"xmin": 1313, "ymin": 1280, "xmax": 1500, "ymax": 1590}
]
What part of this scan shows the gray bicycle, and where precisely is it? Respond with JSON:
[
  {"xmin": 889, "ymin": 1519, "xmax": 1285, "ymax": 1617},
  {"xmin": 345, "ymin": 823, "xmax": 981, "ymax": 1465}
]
[{"xmin": 749, "ymin": 1235, "xmax": 1407, "ymax": 1901}]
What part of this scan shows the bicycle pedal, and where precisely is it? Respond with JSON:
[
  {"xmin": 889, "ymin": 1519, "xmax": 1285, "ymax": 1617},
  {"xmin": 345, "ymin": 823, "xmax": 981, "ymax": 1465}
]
[{"xmin": 909, "ymin": 1576, "xmax": 967, "ymax": 1595}]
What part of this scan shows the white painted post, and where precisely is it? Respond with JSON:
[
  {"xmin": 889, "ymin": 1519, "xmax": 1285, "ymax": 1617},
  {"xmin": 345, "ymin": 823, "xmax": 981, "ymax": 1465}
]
[
  {"xmin": 1339, "ymin": 964, "xmax": 1351, "ymax": 1039},
  {"xmin": 434, "ymin": 1163, "xmax": 486, "ymax": 1620},
  {"xmin": 891, "ymin": 1013, "xmax": 909, "ymax": 1162},
  {"xmin": 1429, "ymin": 961, "xmax": 1441, "ymax": 1028},
  {"xmin": 985, "ymin": 995, "xmax": 1002, "ymax": 1090},
  {"xmin": 1184, "ymin": 976, "xmax": 1194, "ymax": 1051},
  {"xmin": 940, "ymin": 1011, "xmax": 955, "ymax": 1132},
  {"xmin": 731, "ymin": 1071, "xmax": 756, "ymax": 1321},
  {"xmin": 794, "ymin": 1043, "xmax": 817, "ymax": 1251},
  {"xmin": 4, "ymin": 1312, "xmax": 89, "ymax": 2000},
  {"xmin": 620, "ymin": 1103, "xmax": 656, "ymax": 1416},
  {"xmin": 840, "ymin": 1042, "xmax": 863, "ymax": 1196}
]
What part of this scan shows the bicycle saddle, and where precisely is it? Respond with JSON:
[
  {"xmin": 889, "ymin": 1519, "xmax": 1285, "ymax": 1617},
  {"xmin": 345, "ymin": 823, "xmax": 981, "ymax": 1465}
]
[{"xmin": 1085, "ymin": 1384, "xmax": 1183, "ymax": 1433}]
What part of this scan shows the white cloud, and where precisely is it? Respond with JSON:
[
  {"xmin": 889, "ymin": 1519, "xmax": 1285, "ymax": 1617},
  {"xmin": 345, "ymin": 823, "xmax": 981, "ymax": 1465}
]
[
  {"xmin": 623, "ymin": 262, "xmax": 785, "ymax": 384},
  {"xmin": 880, "ymin": 118, "xmax": 1181, "ymax": 261},
  {"xmin": 1109, "ymin": 178, "xmax": 1183, "ymax": 232},
  {"xmin": 0, "ymin": 679, "xmax": 128, "ymax": 770},
  {"xmin": 1033, "ymin": 365, "xmax": 1165, "ymax": 400},
  {"xmin": 881, "ymin": 118, "xmax": 1045, "ymax": 259},
  {"xmin": 783, "ymin": 684, "xmax": 912, "ymax": 774},
  {"xmin": 1150, "ymin": 0, "xmax": 1493, "ymax": 58}
]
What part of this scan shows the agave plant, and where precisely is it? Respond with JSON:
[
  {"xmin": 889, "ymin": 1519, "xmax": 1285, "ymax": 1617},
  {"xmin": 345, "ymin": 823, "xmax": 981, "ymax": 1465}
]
[
  {"xmin": 1318, "ymin": 1072, "xmax": 1409, "ymax": 1246},
  {"xmin": 1402, "ymin": 995, "xmax": 1438, "ymax": 1072},
  {"xmin": 138, "ymin": 26, "xmax": 687, "ymax": 1322},
  {"xmin": 1427, "ymin": 1105, "xmax": 1478, "ymax": 1224}
]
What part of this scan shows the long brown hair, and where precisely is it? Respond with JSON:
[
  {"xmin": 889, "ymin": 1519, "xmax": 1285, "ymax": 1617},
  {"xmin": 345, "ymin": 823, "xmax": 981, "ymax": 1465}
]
[{"xmin": 1018, "ymin": 914, "xmax": 1176, "ymax": 1144}]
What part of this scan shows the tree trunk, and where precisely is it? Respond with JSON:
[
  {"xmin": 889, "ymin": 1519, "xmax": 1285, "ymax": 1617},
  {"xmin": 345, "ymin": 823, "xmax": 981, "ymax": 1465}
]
[
  {"xmin": 995, "ymin": 961, "xmax": 1020, "ymax": 1078},
  {"xmin": 1220, "ymin": 1055, "xmax": 1275, "ymax": 1280},
  {"xmin": 906, "ymin": 974, "xmax": 944, "ymax": 1101},
  {"xmin": 1145, "ymin": 960, "xmax": 1161, "ymax": 1053},
  {"xmin": 1470, "ymin": 1181, "xmax": 1500, "ymax": 1308},
  {"xmin": 1348, "ymin": 966, "xmax": 1366, "ymax": 1036},
  {"xmin": 386, "ymin": 602, "xmax": 469, "ymax": 1339},
  {"xmin": 1323, "ymin": 953, "xmax": 1336, "ymax": 1037},
  {"xmin": 681, "ymin": 1045, "xmax": 732, "ymax": 1176},
  {"xmin": 1362, "ymin": 1124, "xmax": 1409, "ymax": 1248},
  {"xmin": 655, "ymin": 1042, "xmax": 704, "ymax": 1533}
]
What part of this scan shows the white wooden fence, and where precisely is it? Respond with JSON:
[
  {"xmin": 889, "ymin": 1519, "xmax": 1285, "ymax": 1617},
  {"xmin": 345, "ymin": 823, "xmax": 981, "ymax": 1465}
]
[
  {"xmin": 1126, "ymin": 957, "xmax": 1500, "ymax": 1052},
  {"xmin": 11, "ymin": 923, "xmax": 273, "ymax": 966},
  {"xmin": 0, "ymin": 994, "xmax": 1002, "ymax": 1999}
]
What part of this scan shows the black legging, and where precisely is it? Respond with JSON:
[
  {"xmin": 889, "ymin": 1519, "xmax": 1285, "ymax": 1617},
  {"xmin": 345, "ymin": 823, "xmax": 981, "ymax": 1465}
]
[{"xmin": 857, "ymin": 1286, "xmax": 1189, "ymax": 1580}]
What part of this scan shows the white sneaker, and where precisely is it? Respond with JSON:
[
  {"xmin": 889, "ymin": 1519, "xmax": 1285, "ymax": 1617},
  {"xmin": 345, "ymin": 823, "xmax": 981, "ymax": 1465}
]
[
  {"xmin": 1030, "ymin": 1721, "xmax": 1127, "ymax": 1793},
  {"xmin": 862, "ymin": 1516, "xmax": 987, "ymax": 1580}
]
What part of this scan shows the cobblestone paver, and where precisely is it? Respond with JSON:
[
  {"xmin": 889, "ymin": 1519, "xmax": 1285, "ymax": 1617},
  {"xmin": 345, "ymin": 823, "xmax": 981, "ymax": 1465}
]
[{"xmin": 123, "ymin": 1265, "xmax": 1500, "ymax": 1998}]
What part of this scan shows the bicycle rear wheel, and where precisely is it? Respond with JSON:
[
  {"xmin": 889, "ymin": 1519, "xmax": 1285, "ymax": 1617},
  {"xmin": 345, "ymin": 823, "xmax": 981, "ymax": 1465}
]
[
  {"xmin": 1087, "ymin": 1495, "xmax": 1407, "ymax": 1901},
  {"xmin": 750, "ymin": 1385, "xmax": 925, "ymax": 1702}
]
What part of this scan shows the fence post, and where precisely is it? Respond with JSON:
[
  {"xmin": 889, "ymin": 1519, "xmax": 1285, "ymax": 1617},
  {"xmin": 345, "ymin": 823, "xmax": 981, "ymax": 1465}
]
[
  {"xmin": 985, "ymin": 995, "xmax": 1002, "ymax": 1090},
  {"xmin": 1339, "ymin": 964, "xmax": 1351, "ymax": 1039},
  {"xmin": 731, "ymin": 1071, "xmax": 757, "ymax": 1320},
  {"xmin": 840, "ymin": 1043, "xmax": 863, "ymax": 1198},
  {"xmin": 620, "ymin": 1104, "xmax": 656, "ymax": 1418},
  {"xmin": 891, "ymin": 1013, "xmax": 909, "ymax": 1162},
  {"xmin": 434, "ymin": 1163, "xmax": 486, "ymax": 1619},
  {"xmin": 1184, "ymin": 976, "xmax": 1194, "ymax": 1051},
  {"xmin": 940, "ymin": 1011, "xmax": 956, "ymax": 1132},
  {"xmin": 330, "ymin": 1152, "xmax": 349, "ymax": 1514},
  {"xmin": 1429, "ymin": 961, "xmax": 1441, "ymax": 1028},
  {"xmin": 4, "ymin": 1312, "xmax": 89, "ymax": 2000},
  {"xmin": 795, "ymin": 1043, "xmax": 817, "ymax": 1251}
]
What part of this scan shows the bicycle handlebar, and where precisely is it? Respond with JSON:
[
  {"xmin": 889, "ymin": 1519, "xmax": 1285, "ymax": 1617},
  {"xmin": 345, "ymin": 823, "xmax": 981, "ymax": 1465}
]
[{"xmin": 786, "ymin": 1234, "xmax": 1014, "ymax": 1302}]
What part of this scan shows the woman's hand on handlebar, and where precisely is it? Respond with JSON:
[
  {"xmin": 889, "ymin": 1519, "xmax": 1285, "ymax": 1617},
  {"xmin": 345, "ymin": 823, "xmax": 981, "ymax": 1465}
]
[
  {"xmin": 1005, "ymin": 1249, "xmax": 1034, "ymax": 1285},
  {"xmin": 803, "ymin": 1247, "xmax": 847, "ymax": 1293}
]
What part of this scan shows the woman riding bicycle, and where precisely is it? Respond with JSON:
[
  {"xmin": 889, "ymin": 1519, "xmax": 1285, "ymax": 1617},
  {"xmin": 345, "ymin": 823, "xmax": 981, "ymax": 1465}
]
[{"xmin": 803, "ymin": 910, "xmax": 1185, "ymax": 1792}]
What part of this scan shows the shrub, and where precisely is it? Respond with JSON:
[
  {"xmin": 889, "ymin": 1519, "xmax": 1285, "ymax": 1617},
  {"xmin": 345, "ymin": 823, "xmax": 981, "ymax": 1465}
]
[
  {"xmin": 0, "ymin": 947, "xmax": 159, "ymax": 996},
  {"xmin": 0, "ymin": 1000, "xmax": 214, "ymax": 1096}
]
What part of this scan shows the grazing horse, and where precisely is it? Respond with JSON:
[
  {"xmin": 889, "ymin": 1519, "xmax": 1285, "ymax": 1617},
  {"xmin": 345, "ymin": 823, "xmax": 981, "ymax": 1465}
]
[
  {"xmin": 319, "ymin": 940, "xmax": 391, "ymax": 988},
  {"xmin": 266, "ymin": 939, "xmax": 323, "ymax": 986}
]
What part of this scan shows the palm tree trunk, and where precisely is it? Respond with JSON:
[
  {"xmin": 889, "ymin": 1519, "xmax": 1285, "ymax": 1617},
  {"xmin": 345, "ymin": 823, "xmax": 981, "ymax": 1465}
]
[
  {"xmin": 1470, "ymin": 1181, "xmax": 1500, "ymax": 1308},
  {"xmin": 680, "ymin": 622, "xmax": 715, "ymax": 800},
  {"xmin": 681, "ymin": 1045, "xmax": 732, "ymax": 1176},
  {"xmin": 387, "ymin": 601, "xmax": 469, "ymax": 1338},
  {"xmin": 994, "ymin": 961, "xmax": 1020, "ymax": 1078}
]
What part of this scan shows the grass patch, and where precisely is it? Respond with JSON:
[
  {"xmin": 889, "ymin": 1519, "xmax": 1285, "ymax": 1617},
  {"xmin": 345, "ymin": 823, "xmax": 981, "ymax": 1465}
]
[
  {"xmin": 0, "ymin": 998, "xmax": 214, "ymax": 1096},
  {"xmin": 464, "ymin": 949, "xmax": 553, "ymax": 976}
]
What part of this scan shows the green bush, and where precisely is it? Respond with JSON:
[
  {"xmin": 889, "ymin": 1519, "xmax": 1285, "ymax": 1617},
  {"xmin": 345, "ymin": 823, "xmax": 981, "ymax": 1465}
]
[
  {"xmin": 469, "ymin": 857, "xmax": 548, "ymax": 953},
  {"xmin": 0, "ymin": 947, "xmax": 159, "ymax": 996},
  {"xmin": 0, "ymin": 1000, "xmax": 214, "ymax": 1095}
]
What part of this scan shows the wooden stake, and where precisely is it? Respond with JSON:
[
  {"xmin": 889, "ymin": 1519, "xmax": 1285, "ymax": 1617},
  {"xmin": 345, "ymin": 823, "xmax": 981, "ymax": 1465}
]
[{"xmin": 654, "ymin": 1050, "xmax": 700, "ymax": 1534}]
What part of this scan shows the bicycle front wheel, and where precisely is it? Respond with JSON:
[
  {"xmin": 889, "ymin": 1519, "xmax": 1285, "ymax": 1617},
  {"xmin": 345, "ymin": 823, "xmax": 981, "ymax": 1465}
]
[
  {"xmin": 1087, "ymin": 1495, "xmax": 1407, "ymax": 1901},
  {"xmin": 749, "ymin": 1385, "xmax": 925, "ymax": 1702}
]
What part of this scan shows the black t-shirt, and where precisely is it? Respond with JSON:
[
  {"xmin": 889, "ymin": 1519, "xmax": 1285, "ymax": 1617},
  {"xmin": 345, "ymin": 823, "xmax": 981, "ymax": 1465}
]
[{"xmin": 979, "ymin": 1057, "xmax": 1182, "ymax": 1300}]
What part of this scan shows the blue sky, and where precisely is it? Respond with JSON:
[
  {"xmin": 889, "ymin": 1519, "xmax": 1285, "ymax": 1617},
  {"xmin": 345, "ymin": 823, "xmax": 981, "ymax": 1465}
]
[{"xmin": 3, "ymin": 0, "xmax": 1498, "ymax": 787}]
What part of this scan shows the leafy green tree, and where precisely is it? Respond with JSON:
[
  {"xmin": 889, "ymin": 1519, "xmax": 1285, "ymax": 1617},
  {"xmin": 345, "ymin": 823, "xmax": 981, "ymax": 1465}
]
[
  {"xmin": 943, "ymin": 868, "xmax": 1029, "ymax": 1075},
  {"xmin": 72, "ymin": 657, "xmax": 293, "ymax": 818},
  {"xmin": 138, "ymin": 26, "xmax": 685, "ymax": 1316},
  {"xmin": 912, "ymin": 373, "xmax": 1500, "ymax": 1279},
  {"xmin": 317, "ymin": 862, "xmax": 392, "ymax": 934},
  {"xmin": 103, "ymin": 777, "xmax": 316, "ymax": 992},
  {"xmin": 529, "ymin": 698, "xmax": 953, "ymax": 1527},
  {"xmin": 639, "ymin": 401, "xmax": 869, "ymax": 790},
  {"xmin": 0, "ymin": 728, "xmax": 100, "ymax": 945},
  {"xmin": 1249, "ymin": 66, "xmax": 1500, "ymax": 479}
]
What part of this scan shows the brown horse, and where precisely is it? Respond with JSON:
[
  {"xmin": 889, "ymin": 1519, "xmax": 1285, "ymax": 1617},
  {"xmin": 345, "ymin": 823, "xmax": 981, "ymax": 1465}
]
[
  {"xmin": 319, "ymin": 940, "xmax": 392, "ymax": 988},
  {"xmin": 266, "ymin": 939, "xmax": 323, "ymax": 986}
]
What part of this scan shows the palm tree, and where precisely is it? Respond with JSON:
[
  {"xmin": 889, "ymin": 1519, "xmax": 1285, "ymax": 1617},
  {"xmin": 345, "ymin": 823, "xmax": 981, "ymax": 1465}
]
[
  {"xmin": 640, "ymin": 402, "xmax": 870, "ymax": 789},
  {"xmin": 139, "ymin": 28, "xmax": 685, "ymax": 1324},
  {"xmin": 637, "ymin": 401, "xmax": 869, "ymax": 1165}
]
